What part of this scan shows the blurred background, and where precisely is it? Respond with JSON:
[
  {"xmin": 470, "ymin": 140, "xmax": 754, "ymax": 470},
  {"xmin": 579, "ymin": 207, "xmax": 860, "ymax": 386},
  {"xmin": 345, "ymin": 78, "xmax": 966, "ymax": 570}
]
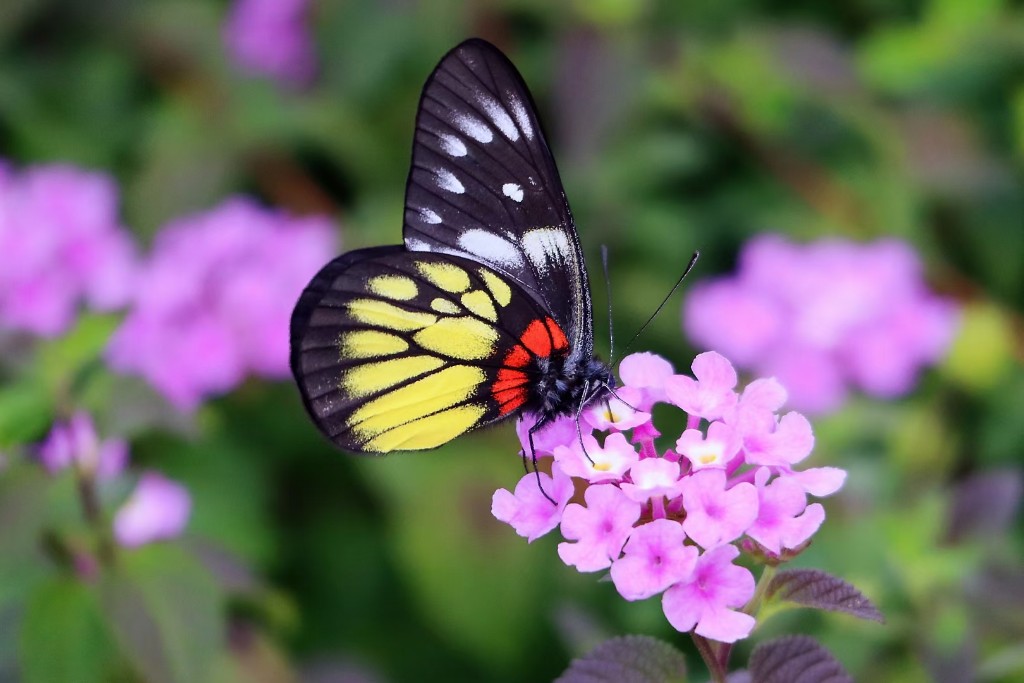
[{"xmin": 1, "ymin": 0, "xmax": 1022, "ymax": 681}]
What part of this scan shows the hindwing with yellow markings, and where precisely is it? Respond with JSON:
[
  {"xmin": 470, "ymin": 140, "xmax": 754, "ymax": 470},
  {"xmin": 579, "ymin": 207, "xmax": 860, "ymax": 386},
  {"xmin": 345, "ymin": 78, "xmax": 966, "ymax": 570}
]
[
  {"xmin": 290, "ymin": 39, "xmax": 615, "ymax": 455},
  {"xmin": 291, "ymin": 246, "xmax": 573, "ymax": 452}
]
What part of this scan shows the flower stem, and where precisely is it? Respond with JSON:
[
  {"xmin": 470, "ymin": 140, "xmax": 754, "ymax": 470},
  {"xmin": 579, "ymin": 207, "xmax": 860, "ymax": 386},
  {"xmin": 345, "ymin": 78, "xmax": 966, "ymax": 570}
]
[
  {"xmin": 75, "ymin": 470, "xmax": 116, "ymax": 566},
  {"xmin": 692, "ymin": 634, "xmax": 727, "ymax": 683},
  {"xmin": 744, "ymin": 564, "xmax": 777, "ymax": 618}
]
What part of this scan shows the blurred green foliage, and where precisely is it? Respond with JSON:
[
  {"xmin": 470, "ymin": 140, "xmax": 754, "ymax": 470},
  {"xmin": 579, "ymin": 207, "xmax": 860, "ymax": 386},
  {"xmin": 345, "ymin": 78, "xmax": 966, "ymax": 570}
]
[{"xmin": 1, "ymin": 0, "xmax": 1023, "ymax": 681}]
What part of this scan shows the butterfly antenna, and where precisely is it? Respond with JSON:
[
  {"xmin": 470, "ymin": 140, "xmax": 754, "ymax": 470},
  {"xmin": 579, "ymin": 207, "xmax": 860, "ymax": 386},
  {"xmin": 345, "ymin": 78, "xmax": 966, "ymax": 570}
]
[
  {"xmin": 601, "ymin": 245, "xmax": 615, "ymax": 362},
  {"xmin": 618, "ymin": 251, "xmax": 700, "ymax": 359}
]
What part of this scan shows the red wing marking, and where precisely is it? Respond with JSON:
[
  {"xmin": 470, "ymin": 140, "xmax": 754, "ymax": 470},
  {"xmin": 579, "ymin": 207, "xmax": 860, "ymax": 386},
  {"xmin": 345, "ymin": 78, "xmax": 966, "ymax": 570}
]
[
  {"xmin": 491, "ymin": 317, "xmax": 569, "ymax": 417},
  {"xmin": 519, "ymin": 319, "xmax": 553, "ymax": 357},
  {"xmin": 545, "ymin": 318, "xmax": 568, "ymax": 351}
]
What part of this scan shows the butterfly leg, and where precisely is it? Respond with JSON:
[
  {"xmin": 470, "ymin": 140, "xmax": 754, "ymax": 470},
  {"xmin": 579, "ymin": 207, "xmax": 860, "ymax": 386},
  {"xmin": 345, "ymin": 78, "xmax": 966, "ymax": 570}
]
[
  {"xmin": 606, "ymin": 386, "xmax": 641, "ymax": 413},
  {"xmin": 527, "ymin": 418, "xmax": 557, "ymax": 505},
  {"xmin": 574, "ymin": 379, "xmax": 595, "ymax": 465}
]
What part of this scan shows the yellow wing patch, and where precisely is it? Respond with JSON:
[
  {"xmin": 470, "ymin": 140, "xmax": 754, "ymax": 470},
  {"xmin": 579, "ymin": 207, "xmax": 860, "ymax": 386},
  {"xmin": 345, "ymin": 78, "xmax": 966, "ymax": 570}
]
[
  {"xmin": 413, "ymin": 316, "xmax": 498, "ymax": 360},
  {"xmin": 341, "ymin": 355, "xmax": 444, "ymax": 398},
  {"xmin": 460, "ymin": 289, "xmax": 497, "ymax": 321},
  {"xmin": 363, "ymin": 404, "xmax": 487, "ymax": 451},
  {"xmin": 478, "ymin": 269, "xmax": 512, "ymax": 307},
  {"xmin": 416, "ymin": 261, "xmax": 470, "ymax": 293},
  {"xmin": 430, "ymin": 297, "xmax": 461, "ymax": 314},
  {"xmin": 348, "ymin": 364, "xmax": 486, "ymax": 450},
  {"xmin": 340, "ymin": 330, "xmax": 409, "ymax": 358},
  {"xmin": 348, "ymin": 299, "xmax": 436, "ymax": 331},
  {"xmin": 367, "ymin": 274, "xmax": 418, "ymax": 301}
]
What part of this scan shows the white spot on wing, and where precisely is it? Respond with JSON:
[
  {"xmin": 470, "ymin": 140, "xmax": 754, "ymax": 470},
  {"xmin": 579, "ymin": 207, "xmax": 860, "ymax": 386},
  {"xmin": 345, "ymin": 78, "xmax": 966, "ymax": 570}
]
[
  {"xmin": 438, "ymin": 134, "xmax": 467, "ymax": 157},
  {"xmin": 458, "ymin": 229, "xmax": 525, "ymax": 268},
  {"xmin": 508, "ymin": 95, "xmax": 534, "ymax": 140},
  {"xmin": 436, "ymin": 169, "xmax": 464, "ymax": 194},
  {"xmin": 419, "ymin": 208, "xmax": 442, "ymax": 224},
  {"xmin": 502, "ymin": 183, "xmax": 524, "ymax": 202},
  {"xmin": 522, "ymin": 228, "xmax": 572, "ymax": 274},
  {"xmin": 406, "ymin": 238, "xmax": 431, "ymax": 252},
  {"xmin": 453, "ymin": 113, "xmax": 492, "ymax": 143},
  {"xmin": 480, "ymin": 95, "xmax": 519, "ymax": 141}
]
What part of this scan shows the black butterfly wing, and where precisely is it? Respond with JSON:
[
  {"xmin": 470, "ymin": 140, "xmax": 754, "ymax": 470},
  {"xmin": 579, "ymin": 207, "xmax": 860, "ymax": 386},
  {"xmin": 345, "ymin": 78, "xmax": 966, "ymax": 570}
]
[
  {"xmin": 290, "ymin": 247, "xmax": 572, "ymax": 453},
  {"xmin": 401, "ymin": 38, "xmax": 595, "ymax": 366}
]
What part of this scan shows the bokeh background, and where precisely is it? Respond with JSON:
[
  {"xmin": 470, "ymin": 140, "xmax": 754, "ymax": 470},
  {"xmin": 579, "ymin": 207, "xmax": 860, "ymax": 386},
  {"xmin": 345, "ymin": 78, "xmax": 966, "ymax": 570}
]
[{"xmin": 1, "ymin": 0, "xmax": 1023, "ymax": 681}]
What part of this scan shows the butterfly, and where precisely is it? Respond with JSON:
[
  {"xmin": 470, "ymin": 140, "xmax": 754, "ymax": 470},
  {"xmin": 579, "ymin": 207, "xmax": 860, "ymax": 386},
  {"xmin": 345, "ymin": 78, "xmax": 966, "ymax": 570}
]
[{"xmin": 290, "ymin": 38, "xmax": 614, "ymax": 455}]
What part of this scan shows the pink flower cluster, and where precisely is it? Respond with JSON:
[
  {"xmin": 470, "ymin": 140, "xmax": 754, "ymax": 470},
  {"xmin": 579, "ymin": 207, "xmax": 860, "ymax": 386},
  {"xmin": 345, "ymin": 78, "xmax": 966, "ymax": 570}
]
[
  {"xmin": 0, "ymin": 160, "xmax": 136, "ymax": 336},
  {"xmin": 223, "ymin": 0, "xmax": 317, "ymax": 87},
  {"xmin": 39, "ymin": 413, "xmax": 190, "ymax": 548},
  {"xmin": 106, "ymin": 198, "xmax": 337, "ymax": 410},
  {"xmin": 492, "ymin": 351, "xmax": 845, "ymax": 643},
  {"xmin": 684, "ymin": 235, "xmax": 959, "ymax": 414}
]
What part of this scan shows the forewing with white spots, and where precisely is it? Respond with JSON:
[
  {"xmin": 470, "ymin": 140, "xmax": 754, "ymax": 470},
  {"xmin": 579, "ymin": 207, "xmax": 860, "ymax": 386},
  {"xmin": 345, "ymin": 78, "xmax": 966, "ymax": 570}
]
[{"xmin": 402, "ymin": 39, "xmax": 594, "ymax": 365}]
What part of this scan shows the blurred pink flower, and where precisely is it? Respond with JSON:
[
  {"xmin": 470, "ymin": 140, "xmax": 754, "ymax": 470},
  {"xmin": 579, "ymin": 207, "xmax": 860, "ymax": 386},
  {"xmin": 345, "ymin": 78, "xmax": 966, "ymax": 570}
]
[
  {"xmin": 106, "ymin": 197, "xmax": 337, "ymax": 410},
  {"xmin": 113, "ymin": 472, "xmax": 191, "ymax": 548},
  {"xmin": 224, "ymin": 0, "xmax": 317, "ymax": 87},
  {"xmin": 38, "ymin": 412, "xmax": 127, "ymax": 481},
  {"xmin": 0, "ymin": 161, "xmax": 137, "ymax": 336},
  {"xmin": 684, "ymin": 234, "xmax": 959, "ymax": 414}
]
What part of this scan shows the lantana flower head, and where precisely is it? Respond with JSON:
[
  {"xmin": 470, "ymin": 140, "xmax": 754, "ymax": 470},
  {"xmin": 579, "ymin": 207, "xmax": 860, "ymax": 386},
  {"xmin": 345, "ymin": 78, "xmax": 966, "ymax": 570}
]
[
  {"xmin": 0, "ymin": 161, "xmax": 137, "ymax": 336},
  {"xmin": 106, "ymin": 197, "xmax": 337, "ymax": 410},
  {"xmin": 684, "ymin": 234, "xmax": 959, "ymax": 414},
  {"xmin": 492, "ymin": 350, "xmax": 845, "ymax": 644},
  {"xmin": 113, "ymin": 472, "xmax": 192, "ymax": 548}
]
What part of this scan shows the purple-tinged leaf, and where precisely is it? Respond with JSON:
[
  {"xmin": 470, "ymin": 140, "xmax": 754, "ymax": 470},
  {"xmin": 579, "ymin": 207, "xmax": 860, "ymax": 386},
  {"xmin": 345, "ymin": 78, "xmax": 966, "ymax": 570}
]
[
  {"xmin": 766, "ymin": 569, "xmax": 883, "ymax": 623},
  {"xmin": 964, "ymin": 563, "xmax": 1024, "ymax": 637},
  {"xmin": 748, "ymin": 636, "xmax": 852, "ymax": 683},
  {"xmin": 921, "ymin": 638, "xmax": 976, "ymax": 683},
  {"xmin": 556, "ymin": 635, "xmax": 687, "ymax": 683},
  {"xmin": 100, "ymin": 545, "xmax": 222, "ymax": 683},
  {"xmin": 946, "ymin": 468, "xmax": 1022, "ymax": 543}
]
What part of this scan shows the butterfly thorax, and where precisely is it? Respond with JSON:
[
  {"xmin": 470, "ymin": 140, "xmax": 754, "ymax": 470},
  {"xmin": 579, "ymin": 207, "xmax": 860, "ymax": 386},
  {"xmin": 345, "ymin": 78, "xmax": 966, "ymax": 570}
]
[{"xmin": 527, "ymin": 353, "xmax": 615, "ymax": 421}]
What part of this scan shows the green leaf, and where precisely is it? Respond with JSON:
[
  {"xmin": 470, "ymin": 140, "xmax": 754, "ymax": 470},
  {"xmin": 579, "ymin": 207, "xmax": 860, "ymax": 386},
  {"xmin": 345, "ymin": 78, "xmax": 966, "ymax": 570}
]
[
  {"xmin": 35, "ymin": 313, "xmax": 120, "ymax": 393},
  {"xmin": 0, "ymin": 464, "xmax": 55, "ymax": 603},
  {"xmin": 0, "ymin": 382, "xmax": 53, "ymax": 448},
  {"xmin": 100, "ymin": 545, "xmax": 224, "ymax": 683},
  {"xmin": 20, "ymin": 576, "xmax": 120, "ymax": 683}
]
